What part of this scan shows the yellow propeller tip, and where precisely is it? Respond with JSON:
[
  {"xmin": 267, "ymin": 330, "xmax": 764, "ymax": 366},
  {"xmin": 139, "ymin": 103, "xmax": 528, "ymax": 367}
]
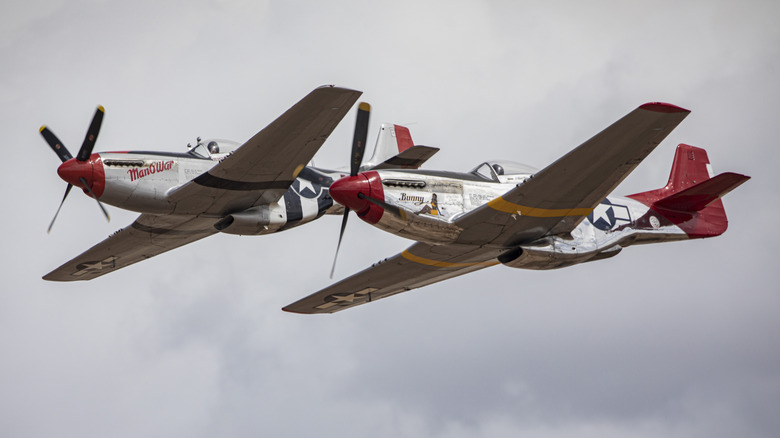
[
  {"xmin": 358, "ymin": 102, "xmax": 371, "ymax": 111},
  {"xmin": 39, "ymin": 125, "xmax": 47, "ymax": 133},
  {"xmin": 97, "ymin": 105, "xmax": 105, "ymax": 112}
]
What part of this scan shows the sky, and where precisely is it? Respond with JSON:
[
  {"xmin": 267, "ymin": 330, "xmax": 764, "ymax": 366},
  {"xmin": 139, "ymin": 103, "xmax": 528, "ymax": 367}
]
[{"xmin": 2, "ymin": 0, "xmax": 779, "ymax": 437}]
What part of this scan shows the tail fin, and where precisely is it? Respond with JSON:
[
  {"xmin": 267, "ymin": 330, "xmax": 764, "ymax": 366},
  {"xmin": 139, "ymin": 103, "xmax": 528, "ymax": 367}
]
[
  {"xmin": 363, "ymin": 123, "xmax": 440, "ymax": 170},
  {"xmin": 364, "ymin": 123, "xmax": 415, "ymax": 167},
  {"xmin": 628, "ymin": 144, "xmax": 749, "ymax": 238}
]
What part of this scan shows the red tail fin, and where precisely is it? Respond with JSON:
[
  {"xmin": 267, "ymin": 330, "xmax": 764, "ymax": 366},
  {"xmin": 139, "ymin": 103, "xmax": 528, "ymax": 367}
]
[{"xmin": 628, "ymin": 144, "xmax": 749, "ymax": 238}]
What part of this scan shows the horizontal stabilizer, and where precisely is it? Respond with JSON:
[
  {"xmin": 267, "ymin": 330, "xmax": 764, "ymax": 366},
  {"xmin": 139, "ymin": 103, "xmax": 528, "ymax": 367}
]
[
  {"xmin": 653, "ymin": 172, "xmax": 750, "ymax": 212},
  {"xmin": 369, "ymin": 145, "xmax": 439, "ymax": 170}
]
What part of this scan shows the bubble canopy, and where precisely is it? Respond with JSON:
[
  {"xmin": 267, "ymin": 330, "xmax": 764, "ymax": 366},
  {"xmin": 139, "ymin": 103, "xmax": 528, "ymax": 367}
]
[
  {"xmin": 187, "ymin": 139, "xmax": 241, "ymax": 159},
  {"xmin": 470, "ymin": 160, "xmax": 538, "ymax": 180}
]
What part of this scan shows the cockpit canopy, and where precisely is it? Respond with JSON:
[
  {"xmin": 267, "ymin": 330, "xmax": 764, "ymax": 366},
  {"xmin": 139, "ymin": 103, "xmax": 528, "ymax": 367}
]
[
  {"xmin": 187, "ymin": 139, "xmax": 241, "ymax": 159},
  {"xmin": 470, "ymin": 160, "xmax": 538, "ymax": 181}
]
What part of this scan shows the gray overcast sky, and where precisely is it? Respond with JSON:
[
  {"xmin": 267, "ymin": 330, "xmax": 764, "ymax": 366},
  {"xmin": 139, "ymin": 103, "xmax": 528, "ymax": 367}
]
[{"xmin": 2, "ymin": 1, "xmax": 779, "ymax": 437}]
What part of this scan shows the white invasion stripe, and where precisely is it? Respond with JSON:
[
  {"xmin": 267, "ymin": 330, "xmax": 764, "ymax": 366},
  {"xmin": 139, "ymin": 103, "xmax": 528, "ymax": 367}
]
[{"xmin": 300, "ymin": 196, "xmax": 319, "ymax": 222}]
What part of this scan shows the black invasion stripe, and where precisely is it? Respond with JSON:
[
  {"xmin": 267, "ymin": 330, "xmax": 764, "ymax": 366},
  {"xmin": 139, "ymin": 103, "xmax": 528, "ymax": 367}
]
[
  {"xmin": 194, "ymin": 173, "xmax": 294, "ymax": 191},
  {"xmin": 298, "ymin": 167, "xmax": 334, "ymax": 186},
  {"xmin": 131, "ymin": 223, "xmax": 207, "ymax": 236},
  {"xmin": 284, "ymin": 190, "xmax": 303, "ymax": 223}
]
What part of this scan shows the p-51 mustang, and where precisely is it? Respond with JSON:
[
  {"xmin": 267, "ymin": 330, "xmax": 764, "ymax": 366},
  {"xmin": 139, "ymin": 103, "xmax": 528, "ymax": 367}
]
[
  {"xmin": 41, "ymin": 86, "xmax": 438, "ymax": 281},
  {"xmin": 284, "ymin": 102, "xmax": 750, "ymax": 314}
]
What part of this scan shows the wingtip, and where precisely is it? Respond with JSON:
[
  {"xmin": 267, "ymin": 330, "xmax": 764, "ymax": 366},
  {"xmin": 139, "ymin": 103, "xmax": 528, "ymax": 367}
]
[
  {"xmin": 639, "ymin": 102, "xmax": 690, "ymax": 113},
  {"xmin": 316, "ymin": 84, "xmax": 362, "ymax": 94},
  {"xmin": 281, "ymin": 305, "xmax": 310, "ymax": 315},
  {"xmin": 726, "ymin": 172, "xmax": 751, "ymax": 184}
]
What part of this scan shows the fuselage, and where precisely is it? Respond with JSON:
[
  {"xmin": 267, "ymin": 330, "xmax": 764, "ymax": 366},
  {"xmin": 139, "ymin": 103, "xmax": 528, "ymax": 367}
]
[
  {"xmin": 329, "ymin": 161, "xmax": 691, "ymax": 270},
  {"xmin": 56, "ymin": 139, "xmax": 344, "ymax": 235}
]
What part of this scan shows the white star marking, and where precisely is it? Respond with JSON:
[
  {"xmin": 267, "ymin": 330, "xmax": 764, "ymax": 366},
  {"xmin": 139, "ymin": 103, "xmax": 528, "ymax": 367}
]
[
  {"xmin": 331, "ymin": 293, "xmax": 360, "ymax": 303},
  {"xmin": 73, "ymin": 256, "xmax": 117, "ymax": 277},
  {"xmin": 314, "ymin": 287, "xmax": 378, "ymax": 310}
]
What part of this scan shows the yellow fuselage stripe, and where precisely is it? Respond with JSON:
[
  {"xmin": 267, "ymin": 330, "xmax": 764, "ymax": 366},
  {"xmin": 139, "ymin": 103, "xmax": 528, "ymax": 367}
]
[
  {"xmin": 401, "ymin": 250, "xmax": 500, "ymax": 268},
  {"xmin": 488, "ymin": 196, "xmax": 593, "ymax": 217}
]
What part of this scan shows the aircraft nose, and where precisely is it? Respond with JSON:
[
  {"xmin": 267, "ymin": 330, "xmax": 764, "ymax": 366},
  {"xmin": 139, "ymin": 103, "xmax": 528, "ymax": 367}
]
[
  {"xmin": 329, "ymin": 174, "xmax": 371, "ymax": 214},
  {"xmin": 57, "ymin": 158, "xmax": 93, "ymax": 188}
]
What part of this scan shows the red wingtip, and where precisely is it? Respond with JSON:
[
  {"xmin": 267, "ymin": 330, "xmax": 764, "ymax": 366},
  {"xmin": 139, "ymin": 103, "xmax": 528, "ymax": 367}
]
[{"xmin": 639, "ymin": 102, "xmax": 690, "ymax": 113}]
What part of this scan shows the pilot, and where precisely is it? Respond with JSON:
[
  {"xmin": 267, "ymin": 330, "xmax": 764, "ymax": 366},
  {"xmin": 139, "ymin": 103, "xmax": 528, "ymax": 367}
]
[
  {"xmin": 207, "ymin": 141, "xmax": 220, "ymax": 154},
  {"xmin": 491, "ymin": 163, "xmax": 504, "ymax": 175}
]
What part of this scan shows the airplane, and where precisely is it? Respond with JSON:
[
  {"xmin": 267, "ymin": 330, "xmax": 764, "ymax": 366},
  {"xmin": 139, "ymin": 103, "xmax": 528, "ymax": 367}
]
[
  {"xmin": 284, "ymin": 102, "xmax": 750, "ymax": 314},
  {"xmin": 41, "ymin": 85, "xmax": 439, "ymax": 281}
]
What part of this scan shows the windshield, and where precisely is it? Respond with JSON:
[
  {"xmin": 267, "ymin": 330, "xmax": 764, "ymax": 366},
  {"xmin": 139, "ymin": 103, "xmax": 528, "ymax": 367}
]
[
  {"xmin": 188, "ymin": 143, "xmax": 211, "ymax": 159},
  {"xmin": 470, "ymin": 162, "xmax": 499, "ymax": 181},
  {"xmin": 489, "ymin": 160, "xmax": 538, "ymax": 175}
]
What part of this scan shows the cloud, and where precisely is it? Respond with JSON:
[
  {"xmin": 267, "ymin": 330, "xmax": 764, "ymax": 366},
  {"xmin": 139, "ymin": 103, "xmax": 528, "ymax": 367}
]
[{"xmin": 1, "ymin": 1, "xmax": 778, "ymax": 437}]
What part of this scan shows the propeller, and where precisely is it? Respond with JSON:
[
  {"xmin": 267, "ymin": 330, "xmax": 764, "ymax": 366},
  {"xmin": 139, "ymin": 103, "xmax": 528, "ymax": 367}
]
[
  {"xmin": 39, "ymin": 125, "xmax": 73, "ymax": 163},
  {"xmin": 330, "ymin": 102, "xmax": 370, "ymax": 278},
  {"xmin": 77, "ymin": 105, "xmax": 105, "ymax": 161},
  {"xmin": 40, "ymin": 106, "xmax": 110, "ymax": 232},
  {"xmin": 47, "ymin": 184, "xmax": 73, "ymax": 234}
]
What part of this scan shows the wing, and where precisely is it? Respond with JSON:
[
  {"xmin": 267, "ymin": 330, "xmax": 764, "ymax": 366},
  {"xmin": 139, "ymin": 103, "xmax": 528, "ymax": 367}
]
[
  {"xmin": 283, "ymin": 242, "xmax": 502, "ymax": 314},
  {"xmin": 169, "ymin": 86, "xmax": 362, "ymax": 215},
  {"xmin": 43, "ymin": 214, "xmax": 218, "ymax": 281},
  {"xmin": 455, "ymin": 102, "xmax": 691, "ymax": 246}
]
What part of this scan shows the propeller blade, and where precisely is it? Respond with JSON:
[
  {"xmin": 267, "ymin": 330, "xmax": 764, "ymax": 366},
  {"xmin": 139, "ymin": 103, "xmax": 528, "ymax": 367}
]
[
  {"xmin": 76, "ymin": 106, "xmax": 105, "ymax": 162},
  {"xmin": 329, "ymin": 208, "xmax": 350, "ymax": 279},
  {"xmin": 328, "ymin": 102, "xmax": 371, "ymax": 278},
  {"xmin": 350, "ymin": 102, "xmax": 370, "ymax": 176},
  {"xmin": 40, "ymin": 126, "xmax": 73, "ymax": 163},
  {"xmin": 47, "ymin": 184, "xmax": 73, "ymax": 233},
  {"xmin": 79, "ymin": 177, "xmax": 110, "ymax": 222}
]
